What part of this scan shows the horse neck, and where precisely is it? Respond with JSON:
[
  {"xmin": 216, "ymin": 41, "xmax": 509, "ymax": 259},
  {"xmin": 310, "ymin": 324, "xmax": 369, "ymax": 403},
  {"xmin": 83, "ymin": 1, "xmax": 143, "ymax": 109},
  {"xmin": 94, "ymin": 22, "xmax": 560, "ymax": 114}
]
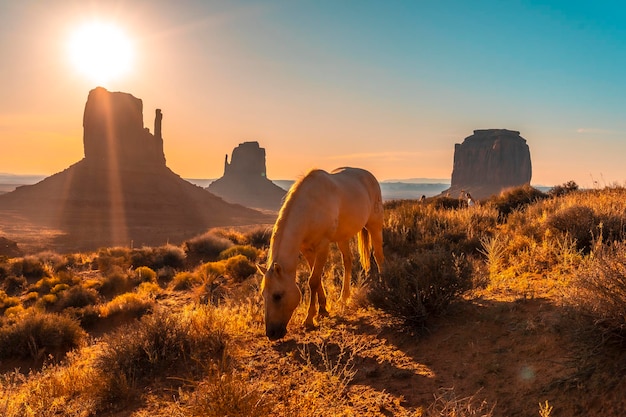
[{"xmin": 268, "ymin": 208, "xmax": 307, "ymax": 272}]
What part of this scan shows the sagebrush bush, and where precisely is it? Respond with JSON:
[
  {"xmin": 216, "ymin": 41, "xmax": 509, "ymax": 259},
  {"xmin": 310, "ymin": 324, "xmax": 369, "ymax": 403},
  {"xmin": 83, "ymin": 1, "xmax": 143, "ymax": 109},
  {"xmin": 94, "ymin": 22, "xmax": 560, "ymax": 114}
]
[
  {"xmin": 184, "ymin": 373, "xmax": 273, "ymax": 416},
  {"xmin": 548, "ymin": 180, "xmax": 579, "ymax": 198},
  {"xmin": 224, "ymin": 255, "xmax": 257, "ymax": 282},
  {"xmin": 196, "ymin": 261, "xmax": 226, "ymax": 281},
  {"xmin": 56, "ymin": 285, "xmax": 99, "ymax": 310},
  {"xmin": 95, "ymin": 307, "xmax": 228, "ymax": 408},
  {"xmin": 571, "ymin": 240, "xmax": 626, "ymax": 337},
  {"xmin": 98, "ymin": 267, "xmax": 132, "ymax": 298},
  {"xmin": 100, "ymin": 293, "xmax": 154, "ymax": 319},
  {"xmin": 368, "ymin": 251, "xmax": 473, "ymax": 326},
  {"xmin": 10, "ymin": 255, "xmax": 48, "ymax": 280},
  {"xmin": 172, "ymin": 271, "xmax": 202, "ymax": 291},
  {"xmin": 211, "ymin": 228, "xmax": 247, "ymax": 245},
  {"xmin": 243, "ymin": 226, "xmax": 273, "ymax": 249},
  {"xmin": 130, "ymin": 245, "xmax": 186, "ymax": 270},
  {"xmin": 184, "ymin": 232, "xmax": 234, "ymax": 265},
  {"xmin": 219, "ymin": 245, "xmax": 260, "ymax": 262},
  {"xmin": 95, "ymin": 246, "xmax": 132, "ymax": 272},
  {"xmin": 35, "ymin": 251, "xmax": 68, "ymax": 273},
  {"xmin": 133, "ymin": 266, "xmax": 157, "ymax": 283},
  {"xmin": 488, "ymin": 184, "xmax": 547, "ymax": 220},
  {"xmin": 0, "ymin": 290, "xmax": 20, "ymax": 312},
  {"xmin": 0, "ymin": 312, "xmax": 86, "ymax": 360},
  {"xmin": 545, "ymin": 205, "xmax": 597, "ymax": 252},
  {"xmin": 383, "ymin": 200, "xmax": 497, "ymax": 257},
  {"xmin": 1, "ymin": 274, "xmax": 26, "ymax": 296}
]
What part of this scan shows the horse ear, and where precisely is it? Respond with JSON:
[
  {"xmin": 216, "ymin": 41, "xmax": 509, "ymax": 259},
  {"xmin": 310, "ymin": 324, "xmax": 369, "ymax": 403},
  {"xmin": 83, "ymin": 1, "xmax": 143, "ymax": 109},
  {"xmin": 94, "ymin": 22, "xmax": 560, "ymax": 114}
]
[{"xmin": 256, "ymin": 264, "xmax": 267, "ymax": 275}]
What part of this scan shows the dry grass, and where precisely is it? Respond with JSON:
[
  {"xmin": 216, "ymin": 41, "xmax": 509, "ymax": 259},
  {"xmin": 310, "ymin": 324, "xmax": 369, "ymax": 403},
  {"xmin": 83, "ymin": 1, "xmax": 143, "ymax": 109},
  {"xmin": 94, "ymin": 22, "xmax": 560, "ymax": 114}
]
[{"xmin": 2, "ymin": 186, "xmax": 626, "ymax": 415}]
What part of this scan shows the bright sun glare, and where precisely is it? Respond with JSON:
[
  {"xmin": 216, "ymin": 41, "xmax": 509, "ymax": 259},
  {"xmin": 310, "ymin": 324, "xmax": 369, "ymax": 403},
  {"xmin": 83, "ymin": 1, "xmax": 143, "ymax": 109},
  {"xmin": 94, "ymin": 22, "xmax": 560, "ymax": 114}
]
[{"xmin": 68, "ymin": 22, "xmax": 133, "ymax": 85}]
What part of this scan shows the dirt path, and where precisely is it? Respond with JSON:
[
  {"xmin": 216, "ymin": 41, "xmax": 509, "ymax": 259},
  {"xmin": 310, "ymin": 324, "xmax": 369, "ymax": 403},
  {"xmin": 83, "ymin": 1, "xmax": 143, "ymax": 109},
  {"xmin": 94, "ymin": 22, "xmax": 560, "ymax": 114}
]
[{"xmin": 232, "ymin": 293, "xmax": 624, "ymax": 416}]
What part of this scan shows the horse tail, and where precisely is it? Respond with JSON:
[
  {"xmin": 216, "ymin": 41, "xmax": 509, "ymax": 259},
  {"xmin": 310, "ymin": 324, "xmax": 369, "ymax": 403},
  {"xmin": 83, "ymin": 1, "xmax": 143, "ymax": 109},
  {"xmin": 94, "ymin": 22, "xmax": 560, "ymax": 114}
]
[{"xmin": 357, "ymin": 227, "xmax": 372, "ymax": 273}]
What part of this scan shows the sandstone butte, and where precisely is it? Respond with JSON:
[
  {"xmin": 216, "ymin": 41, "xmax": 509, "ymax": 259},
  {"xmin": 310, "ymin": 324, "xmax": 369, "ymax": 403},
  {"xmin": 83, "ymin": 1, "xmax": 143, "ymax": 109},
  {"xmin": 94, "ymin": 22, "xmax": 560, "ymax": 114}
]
[
  {"xmin": 443, "ymin": 129, "xmax": 532, "ymax": 200},
  {"xmin": 0, "ymin": 87, "xmax": 274, "ymax": 253},
  {"xmin": 207, "ymin": 141, "xmax": 287, "ymax": 211}
]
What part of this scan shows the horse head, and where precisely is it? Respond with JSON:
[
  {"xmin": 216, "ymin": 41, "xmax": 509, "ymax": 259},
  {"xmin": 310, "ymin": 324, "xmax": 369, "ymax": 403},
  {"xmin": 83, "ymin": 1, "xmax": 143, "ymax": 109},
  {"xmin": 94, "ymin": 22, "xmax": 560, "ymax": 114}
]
[{"xmin": 257, "ymin": 262, "xmax": 301, "ymax": 340}]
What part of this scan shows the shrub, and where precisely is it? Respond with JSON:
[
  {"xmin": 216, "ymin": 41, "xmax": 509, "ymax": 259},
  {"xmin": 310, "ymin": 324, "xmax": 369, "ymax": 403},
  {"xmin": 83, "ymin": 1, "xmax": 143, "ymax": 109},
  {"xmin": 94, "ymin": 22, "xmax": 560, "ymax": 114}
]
[
  {"xmin": 488, "ymin": 184, "xmax": 547, "ymax": 220},
  {"xmin": 1, "ymin": 275, "xmax": 26, "ymax": 296},
  {"xmin": 137, "ymin": 282, "xmax": 162, "ymax": 298},
  {"xmin": 130, "ymin": 245, "xmax": 186, "ymax": 270},
  {"xmin": 545, "ymin": 205, "xmax": 598, "ymax": 252},
  {"xmin": 211, "ymin": 228, "xmax": 247, "ymax": 245},
  {"xmin": 157, "ymin": 244, "xmax": 186, "ymax": 269},
  {"xmin": 183, "ymin": 232, "xmax": 234, "ymax": 265},
  {"xmin": 197, "ymin": 262, "xmax": 226, "ymax": 281},
  {"xmin": 368, "ymin": 251, "xmax": 473, "ymax": 327},
  {"xmin": 56, "ymin": 285, "xmax": 100, "ymax": 310},
  {"xmin": 156, "ymin": 266, "xmax": 177, "ymax": 283},
  {"xmin": 172, "ymin": 271, "xmax": 202, "ymax": 291},
  {"xmin": 184, "ymin": 373, "xmax": 273, "ymax": 417},
  {"xmin": 95, "ymin": 247, "xmax": 132, "ymax": 272},
  {"xmin": 10, "ymin": 256, "xmax": 48, "ymax": 280},
  {"xmin": 571, "ymin": 241, "xmax": 626, "ymax": 338},
  {"xmin": 548, "ymin": 180, "xmax": 579, "ymax": 198},
  {"xmin": 133, "ymin": 266, "xmax": 157, "ymax": 283},
  {"xmin": 30, "ymin": 276, "xmax": 61, "ymax": 295},
  {"xmin": 243, "ymin": 226, "xmax": 273, "ymax": 249},
  {"xmin": 219, "ymin": 245, "xmax": 260, "ymax": 261},
  {"xmin": 94, "ymin": 307, "xmax": 228, "ymax": 408},
  {"xmin": 0, "ymin": 312, "xmax": 86, "ymax": 360},
  {"xmin": 36, "ymin": 294, "xmax": 58, "ymax": 309},
  {"xmin": 35, "ymin": 251, "xmax": 68, "ymax": 273},
  {"xmin": 382, "ymin": 200, "xmax": 497, "ymax": 257},
  {"xmin": 100, "ymin": 293, "xmax": 154, "ymax": 319},
  {"xmin": 0, "ymin": 290, "xmax": 20, "ymax": 312},
  {"xmin": 224, "ymin": 255, "xmax": 257, "ymax": 282},
  {"xmin": 98, "ymin": 267, "xmax": 132, "ymax": 298}
]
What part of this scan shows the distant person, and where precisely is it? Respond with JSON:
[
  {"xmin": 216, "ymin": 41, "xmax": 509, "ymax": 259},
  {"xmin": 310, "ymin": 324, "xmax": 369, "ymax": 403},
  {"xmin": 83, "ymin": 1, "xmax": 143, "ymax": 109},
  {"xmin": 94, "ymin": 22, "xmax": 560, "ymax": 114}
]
[
  {"xmin": 420, "ymin": 194, "xmax": 426, "ymax": 202},
  {"xmin": 467, "ymin": 192, "xmax": 475, "ymax": 207}
]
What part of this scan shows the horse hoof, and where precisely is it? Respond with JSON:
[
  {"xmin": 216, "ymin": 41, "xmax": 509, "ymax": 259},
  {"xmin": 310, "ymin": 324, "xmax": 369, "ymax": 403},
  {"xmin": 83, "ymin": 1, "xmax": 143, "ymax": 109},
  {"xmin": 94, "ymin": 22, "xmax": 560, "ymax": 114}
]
[
  {"xmin": 304, "ymin": 321, "xmax": 317, "ymax": 331},
  {"xmin": 318, "ymin": 309, "xmax": 330, "ymax": 317}
]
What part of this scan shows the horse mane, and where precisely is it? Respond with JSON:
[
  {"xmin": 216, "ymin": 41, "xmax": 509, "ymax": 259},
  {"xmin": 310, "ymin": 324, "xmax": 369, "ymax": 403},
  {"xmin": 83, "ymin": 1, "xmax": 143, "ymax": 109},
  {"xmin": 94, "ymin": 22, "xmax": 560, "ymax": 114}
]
[{"xmin": 267, "ymin": 168, "xmax": 324, "ymax": 265}]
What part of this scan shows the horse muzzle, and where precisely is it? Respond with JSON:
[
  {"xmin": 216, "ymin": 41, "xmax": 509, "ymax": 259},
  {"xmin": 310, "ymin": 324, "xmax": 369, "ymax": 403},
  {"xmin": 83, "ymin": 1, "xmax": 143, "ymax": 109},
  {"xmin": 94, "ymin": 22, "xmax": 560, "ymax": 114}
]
[{"xmin": 266, "ymin": 323, "xmax": 287, "ymax": 341}]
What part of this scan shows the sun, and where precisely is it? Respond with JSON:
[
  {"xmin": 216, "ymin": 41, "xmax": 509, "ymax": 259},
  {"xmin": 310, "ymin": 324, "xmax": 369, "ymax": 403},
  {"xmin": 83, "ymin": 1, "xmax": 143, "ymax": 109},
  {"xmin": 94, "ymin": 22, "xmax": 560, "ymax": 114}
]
[{"xmin": 67, "ymin": 21, "xmax": 134, "ymax": 85}]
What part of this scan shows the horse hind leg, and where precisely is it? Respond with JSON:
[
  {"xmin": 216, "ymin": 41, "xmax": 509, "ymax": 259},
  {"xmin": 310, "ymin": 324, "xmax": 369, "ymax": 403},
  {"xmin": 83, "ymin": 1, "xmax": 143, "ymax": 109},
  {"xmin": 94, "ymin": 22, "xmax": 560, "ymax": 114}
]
[
  {"xmin": 370, "ymin": 226, "xmax": 384, "ymax": 273},
  {"xmin": 337, "ymin": 240, "xmax": 353, "ymax": 301}
]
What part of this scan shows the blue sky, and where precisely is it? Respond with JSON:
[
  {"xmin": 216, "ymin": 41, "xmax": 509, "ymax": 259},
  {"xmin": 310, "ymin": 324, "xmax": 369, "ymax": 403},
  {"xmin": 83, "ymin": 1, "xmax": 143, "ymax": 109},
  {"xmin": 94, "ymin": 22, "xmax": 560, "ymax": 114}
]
[{"xmin": 1, "ymin": 0, "xmax": 625, "ymax": 186}]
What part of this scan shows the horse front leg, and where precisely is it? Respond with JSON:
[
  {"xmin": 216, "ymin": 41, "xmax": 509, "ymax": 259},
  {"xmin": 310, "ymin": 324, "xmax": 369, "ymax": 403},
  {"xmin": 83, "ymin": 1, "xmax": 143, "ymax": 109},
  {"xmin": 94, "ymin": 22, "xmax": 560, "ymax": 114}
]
[
  {"xmin": 337, "ymin": 240, "xmax": 353, "ymax": 301},
  {"xmin": 305, "ymin": 244, "xmax": 329, "ymax": 329}
]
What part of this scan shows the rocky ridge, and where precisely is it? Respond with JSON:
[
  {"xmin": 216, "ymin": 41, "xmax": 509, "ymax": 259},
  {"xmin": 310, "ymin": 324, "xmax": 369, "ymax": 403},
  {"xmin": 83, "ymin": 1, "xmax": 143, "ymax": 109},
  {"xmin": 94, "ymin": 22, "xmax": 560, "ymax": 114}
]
[{"xmin": 0, "ymin": 88, "xmax": 273, "ymax": 253}]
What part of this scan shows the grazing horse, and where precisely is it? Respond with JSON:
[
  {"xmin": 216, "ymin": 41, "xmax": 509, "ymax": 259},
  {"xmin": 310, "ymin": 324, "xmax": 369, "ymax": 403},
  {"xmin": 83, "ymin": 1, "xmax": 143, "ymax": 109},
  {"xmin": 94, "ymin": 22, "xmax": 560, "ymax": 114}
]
[{"xmin": 257, "ymin": 167, "xmax": 384, "ymax": 340}]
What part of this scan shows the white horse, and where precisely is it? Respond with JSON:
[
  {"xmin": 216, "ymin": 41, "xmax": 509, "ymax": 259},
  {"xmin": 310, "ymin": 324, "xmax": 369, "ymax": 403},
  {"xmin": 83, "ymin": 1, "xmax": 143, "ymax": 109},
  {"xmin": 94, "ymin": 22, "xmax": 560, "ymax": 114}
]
[{"xmin": 257, "ymin": 167, "xmax": 384, "ymax": 340}]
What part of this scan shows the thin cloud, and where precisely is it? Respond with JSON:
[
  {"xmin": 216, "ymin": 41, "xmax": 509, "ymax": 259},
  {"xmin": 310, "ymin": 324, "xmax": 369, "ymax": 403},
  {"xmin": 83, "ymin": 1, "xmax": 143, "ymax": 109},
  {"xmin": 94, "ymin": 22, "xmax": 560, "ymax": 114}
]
[
  {"xmin": 325, "ymin": 151, "xmax": 431, "ymax": 162},
  {"xmin": 576, "ymin": 128, "xmax": 621, "ymax": 135}
]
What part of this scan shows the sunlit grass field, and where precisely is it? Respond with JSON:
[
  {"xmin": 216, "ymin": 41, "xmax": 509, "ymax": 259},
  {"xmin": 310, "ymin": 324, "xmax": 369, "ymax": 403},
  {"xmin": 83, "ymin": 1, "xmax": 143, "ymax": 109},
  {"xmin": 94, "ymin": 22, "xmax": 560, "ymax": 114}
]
[{"xmin": 1, "ymin": 183, "xmax": 626, "ymax": 416}]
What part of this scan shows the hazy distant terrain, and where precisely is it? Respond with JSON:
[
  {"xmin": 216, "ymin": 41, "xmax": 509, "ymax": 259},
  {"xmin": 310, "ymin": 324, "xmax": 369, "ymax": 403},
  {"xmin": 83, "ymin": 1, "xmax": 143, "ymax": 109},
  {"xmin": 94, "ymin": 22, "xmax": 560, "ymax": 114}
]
[
  {"xmin": 0, "ymin": 174, "xmax": 46, "ymax": 194},
  {"xmin": 2, "ymin": 174, "xmax": 554, "ymax": 201},
  {"xmin": 261, "ymin": 179, "xmax": 452, "ymax": 200}
]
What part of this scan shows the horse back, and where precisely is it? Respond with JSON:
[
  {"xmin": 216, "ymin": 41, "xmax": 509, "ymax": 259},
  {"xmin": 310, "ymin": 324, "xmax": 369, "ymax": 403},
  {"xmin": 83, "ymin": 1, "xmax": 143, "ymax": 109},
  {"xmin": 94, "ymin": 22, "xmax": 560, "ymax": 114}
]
[{"xmin": 329, "ymin": 167, "xmax": 383, "ymax": 231}]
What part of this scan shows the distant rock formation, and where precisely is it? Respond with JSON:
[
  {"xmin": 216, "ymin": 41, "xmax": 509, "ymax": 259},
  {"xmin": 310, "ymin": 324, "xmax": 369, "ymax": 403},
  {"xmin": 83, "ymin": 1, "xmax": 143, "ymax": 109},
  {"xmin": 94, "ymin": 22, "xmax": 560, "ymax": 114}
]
[
  {"xmin": 83, "ymin": 87, "xmax": 166, "ymax": 170},
  {"xmin": 445, "ymin": 129, "xmax": 532, "ymax": 200},
  {"xmin": 0, "ymin": 237, "xmax": 22, "ymax": 258},
  {"xmin": 207, "ymin": 141, "xmax": 286, "ymax": 211},
  {"xmin": 0, "ymin": 88, "xmax": 273, "ymax": 253}
]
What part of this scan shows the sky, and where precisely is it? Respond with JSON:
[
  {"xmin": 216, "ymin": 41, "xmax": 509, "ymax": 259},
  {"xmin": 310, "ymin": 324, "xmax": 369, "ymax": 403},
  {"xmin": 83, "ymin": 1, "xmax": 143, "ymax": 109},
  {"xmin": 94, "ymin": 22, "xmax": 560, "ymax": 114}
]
[{"xmin": 1, "ymin": 0, "xmax": 625, "ymax": 187}]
